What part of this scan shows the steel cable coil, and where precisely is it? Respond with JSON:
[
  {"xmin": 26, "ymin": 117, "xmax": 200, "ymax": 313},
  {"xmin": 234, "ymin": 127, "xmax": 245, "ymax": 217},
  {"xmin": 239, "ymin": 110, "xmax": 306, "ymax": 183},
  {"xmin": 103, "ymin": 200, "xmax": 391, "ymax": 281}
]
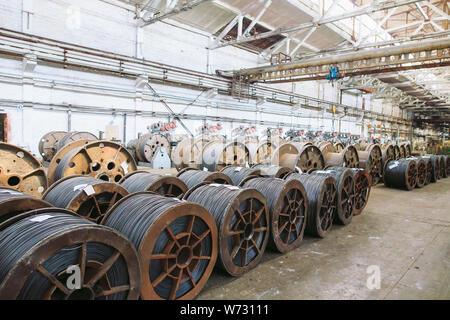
[
  {"xmin": 416, "ymin": 156, "xmax": 432, "ymax": 185},
  {"xmin": 43, "ymin": 176, "xmax": 129, "ymax": 223},
  {"xmin": 251, "ymin": 164, "xmax": 292, "ymax": 179},
  {"xmin": 102, "ymin": 192, "xmax": 217, "ymax": 300},
  {"xmin": 119, "ymin": 171, "xmax": 187, "ymax": 197},
  {"xmin": 384, "ymin": 159, "xmax": 417, "ymax": 190},
  {"xmin": 184, "ymin": 183, "xmax": 269, "ymax": 276},
  {"xmin": 220, "ymin": 166, "xmax": 261, "ymax": 186},
  {"xmin": 310, "ymin": 167, "xmax": 355, "ymax": 225},
  {"xmin": 0, "ymin": 209, "xmax": 141, "ymax": 300},
  {"xmin": 56, "ymin": 131, "xmax": 98, "ymax": 151},
  {"xmin": 285, "ymin": 173, "xmax": 337, "ymax": 238},
  {"xmin": 241, "ymin": 177, "xmax": 308, "ymax": 253},
  {"xmin": 0, "ymin": 187, "xmax": 52, "ymax": 224},
  {"xmin": 425, "ymin": 155, "xmax": 440, "ymax": 182},
  {"xmin": 176, "ymin": 168, "xmax": 232, "ymax": 190},
  {"xmin": 439, "ymin": 155, "xmax": 447, "ymax": 178},
  {"xmin": 405, "ymin": 157, "xmax": 427, "ymax": 188}
]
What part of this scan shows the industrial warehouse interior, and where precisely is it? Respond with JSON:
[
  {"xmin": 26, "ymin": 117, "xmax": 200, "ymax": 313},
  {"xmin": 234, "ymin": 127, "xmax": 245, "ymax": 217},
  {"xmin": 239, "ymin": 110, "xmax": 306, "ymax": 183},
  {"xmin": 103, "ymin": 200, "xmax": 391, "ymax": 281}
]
[{"xmin": 0, "ymin": 0, "xmax": 449, "ymax": 304}]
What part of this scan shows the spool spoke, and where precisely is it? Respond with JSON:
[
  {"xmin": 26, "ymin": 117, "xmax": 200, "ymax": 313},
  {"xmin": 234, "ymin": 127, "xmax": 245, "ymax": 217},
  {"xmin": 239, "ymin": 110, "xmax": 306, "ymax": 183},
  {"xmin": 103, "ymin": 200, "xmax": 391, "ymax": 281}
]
[
  {"xmin": 250, "ymin": 238, "xmax": 261, "ymax": 254},
  {"xmin": 78, "ymin": 242, "xmax": 87, "ymax": 285},
  {"xmin": 192, "ymin": 229, "xmax": 211, "ymax": 248},
  {"xmin": 92, "ymin": 196, "xmax": 102, "ymax": 216},
  {"xmin": 185, "ymin": 268, "xmax": 196, "ymax": 286},
  {"xmin": 231, "ymin": 239, "xmax": 245, "ymax": 259},
  {"xmin": 169, "ymin": 268, "xmax": 183, "ymax": 300},
  {"xmin": 242, "ymin": 243, "xmax": 248, "ymax": 266},
  {"xmin": 252, "ymin": 207, "xmax": 264, "ymax": 224},
  {"xmin": 151, "ymin": 254, "xmax": 177, "ymax": 260},
  {"xmin": 152, "ymin": 264, "xmax": 176, "ymax": 287},
  {"xmin": 235, "ymin": 209, "xmax": 247, "ymax": 224},
  {"xmin": 279, "ymin": 220, "xmax": 289, "ymax": 233},
  {"xmin": 36, "ymin": 265, "xmax": 70, "ymax": 295},
  {"xmin": 186, "ymin": 216, "xmax": 195, "ymax": 243},
  {"xmin": 165, "ymin": 226, "xmax": 181, "ymax": 248},
  {"xmin": 86, "ymin": 251, "xmax": 120, "ymax": 287},
  {"xmin": 253, "ymin": 226, "xmax": 267, "ymax": 233},
  {"xmin": 96, "ymin": 285, "xmax": 130, "ymax": 298}
]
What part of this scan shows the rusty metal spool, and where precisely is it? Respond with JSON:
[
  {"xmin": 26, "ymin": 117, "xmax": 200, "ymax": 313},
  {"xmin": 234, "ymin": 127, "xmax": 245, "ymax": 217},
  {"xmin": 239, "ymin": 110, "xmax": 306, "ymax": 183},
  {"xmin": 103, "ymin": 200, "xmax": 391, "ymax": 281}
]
[
  {"xmin": 52, "ymin": 140, "xmax": 137, "ymax": 184},
  {"xmin": 315, "ymin": 140, "xmax": 329, "ymax": 149},
  {"xmin": 381, "ymin": 144, "xmax": 396, "ymax": 167},
  {"xmin": 184, "ymin": 183, "xmax": 269, "ymax": 276},
  {"xmin": 220, "ymin": 166, "xmax": 261, "ymax": 186},
  {"xmin": 310, "ymin": 167, "xmax": 355, "ymax": 225},
  {"xmin": 56, "ymin": 131, "xmax": 98, "ymax": 151},
  {"xmin": 405, "ymin": 157, "xmax": 427, "ymax": 188},
  {"xmin": 0, "ymin": 208, "xmax": 141, "ymax": 300},
  {"xmin": 176, "ymin": 168, "xmax": 232, "ymax": 190},
  {"xmin": 251, "ymin": 164, "xmax": 292, "ymax": 179},
  {"xmin": 241, "ymin": 177, "xmax": 307, "ymax": 253},
  {"xmin": 171, "ymin": 137, "xmax": 203, "ymax": 171},
  {"xmin": 399, "ymin": 144, "xmax": 406, "ymax": 159},
  {"xmin": 126, "ymin": 138, "xmax": 139, "ymax": 160},
  {"xmin": 348, "ymin": 168, "xmax": 371, "ymax": 215},
  {"xmin": 0, "ymin": 187, "xmax": 52, "ymax": 224},
  {"xmin": 320, "ymin": 143, "xmax": 359, "ymax": 168},
  {"xmin": 0, "ymin": 142, "xmax": 48, "ymax": 198},
  {"xmin": 393, "ymin": 145, "xmax": 401, "ymax": 160},
  {"xmin": 384, "ymin": 159, "xmax": 417, "ymax": 191},
  {"xmin": 402, "ymin": 142, "xmax": 412, "ymax": 157},
  {"xmin": 120, "ymin": 170, "xmax": 187, "ymax": 197},
  {"xmin": 353, "ymin": 143, "xmax": 362, "ymax": 151},
  {"xmin": 271, "ymin": 142, "xmax": 325, "ymax": 173},
  {"xmin": 334, "ymin": 142, "xmax": 345, "ymax": 152},
  {"xmin": 201, "ymin": 141, "xmax": 250, "ymax": 172},
  {"xmin": 439, "ymin": 155, "xmax": 446, "ymax": 178},
  {"xmin": 252, "ymin": 139, "xmax": 279, "ymax": 164},
  {"xmin": 357, "ymin": 144, "xmax": 382, "ymax": 186},
  {"xmin": 285, "ymin": 173, "xmax": 337, "ymax": 238},
  {"xmin": 102, "ymin": 192, "xmax": 218, "ymax": 300},
  {"xmin": 424, "ymin": 155, "xmax": 440, "ymax": 182},
  {"xmin": 417, "ymin": 156, "xmax": 432, "ymax": 185},
  {"xmin": 445, "ymin": 155, "xmax": 450, "ymax": 178},
  {"xmin": 38, "ymin": 131, "xmax": 67, "ymax": 162},
  {"xmin": 43, "ymin": 175, "xmax": 129, "ymax": 223},
  {"xmin": 135, "ymin": 133, "xmax": 171, "ymax": 163},
  {"xmin": 47, "ymin": 139, "xmax": 94, "ymax": 184}
]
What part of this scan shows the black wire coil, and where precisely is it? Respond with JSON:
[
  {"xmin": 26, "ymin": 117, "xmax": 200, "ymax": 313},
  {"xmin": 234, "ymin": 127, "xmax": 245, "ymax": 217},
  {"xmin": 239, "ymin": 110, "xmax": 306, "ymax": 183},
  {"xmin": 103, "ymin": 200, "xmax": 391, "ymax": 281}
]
[
  {"xmin": 241, "ymin": 177, "xmax": 308, "ymax": 253},
  {"xmin": 184, "ymin": 183, "xmax": 269, "ymax": 276},
  {"xmin": 310, "ymin": 167, "xmax": 355, "ymax": 225},
  {"xmin": 0, "ymin": 210, "xmax": 140, "ymax": 300},
  {"xmin": 119, "ymin": 171, "xmax": 187, "ymax": 197},
  {"xmin": 384, "ymin": 159, "xmax": 417, "ymax": 190},
  {"xmin": 251, "ymin": 164, "xmax": 292, "ymax": 179},
  {"xmin": 102, "ymin": 192, "xmax": 217, "ymax": 300},
  {"xmin": 220, "ymin": 166, "xmax": 261, "ymax": 186},
  {"xmin": 177, "ymin": 169, "xmax": 232, "ymax": 190},
  {"xmin": 285, "ymin": 173, "xmax": 337, "ymax": 238}
]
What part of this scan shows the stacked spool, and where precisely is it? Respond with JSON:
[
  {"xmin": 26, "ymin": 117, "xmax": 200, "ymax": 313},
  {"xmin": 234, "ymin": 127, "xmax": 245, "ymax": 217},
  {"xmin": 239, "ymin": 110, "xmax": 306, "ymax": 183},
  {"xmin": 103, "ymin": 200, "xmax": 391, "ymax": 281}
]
[
  {"xmin": 319, "ymin": 142, "xmax": 359, "ymax": 168},
  {"xmin": 220, "ymin": 166, "xmax": 261, "ymax": 186},
  {"xmin": 381, "ymin": 144, "xmax": 396, "ymax": 168},
  {"xmin": 177, "ymin": 168, "xmax": 232, "ymax": 190},
  {"xmin": 252, "ymin": 164, "xmax": 292, "ymax": 179},
  {"xmin": 120, "ymin": 171, "xmax": 187, "ymax": 197},
  {"xmin": 201, "ymin": 141, "xmax": 250, "ymax": 172},
  {"xmin": 271, "ymin": 142, "xmax": 325, "ymax": 173},
  {"xmin": 357, "ymin": 144, "xmax": 382, "ymax": 186},
  {"xmin": 56, "ymin": 131, "xmax": 98, "ymax": 151},
  {"xmin": 246, "ymin": 139, "xmax": 279, "ymax": 165},
  {"xmin": 38, "ymin": 131, "xmax": 67, "ymax": 162},
  {"xmin": 347, "ymin": 168, "xmax": 371, "ymax": 215},
  {"xmin": 135, "ymin": 133, "xmax": 171, "ymax": 163},
  {"xmin": 171, "ymin": 136, "xmax": 207, "ymax": 171}
]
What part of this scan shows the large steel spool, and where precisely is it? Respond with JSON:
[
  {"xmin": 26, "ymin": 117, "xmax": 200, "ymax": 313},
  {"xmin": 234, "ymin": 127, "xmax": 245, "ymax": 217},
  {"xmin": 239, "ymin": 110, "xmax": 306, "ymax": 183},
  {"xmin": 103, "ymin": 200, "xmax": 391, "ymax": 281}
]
[
  {"xmin": 252, "ymin": 164, "xmax": 292, "ymax": 179},
  {"xmin": 445, "ymin": 155, "xmax": 450, "ymax": 178},
  {"xmin": 52, "ymin": 141, "xmax": 137, "ymax": 184},
  {"xmin": 252, "ymin": 139, "xmax": 279, "ymax": 164},
  {"xmin": 417, "ymin": 156, "xmax": 432, "ymax": 185},
  {"xmin": 0, "ymin": 142, "xmax": 48, "ymax": 198},
  {"xmin": 271, "ymin": 142, "xmax": 325, "ymax": 172},
  {"xmin": 0, "ymin": 208, "xmax": 141, "ymax": 300},
  {"xmin": 184, "ymin": 183, "xmax": 269, "ymax": 276},
  {"xmin": 406, "ymin": 157, "xmax": 426, "ymax": 188},
  {"xmin": 402, "ymin": 142, "xmax": 412, "ymax": 157},
  {"xmin": 381, "ymin": 144, "xmax": 396, "ymax": 166},
  {"xmin": 424, "ymin": 155, "xmax": 440, "ymax": 182},
  {"xmin": 384, "ymin": 159, "xmax": 417, "ymax": 191},
  {"xmin": 56, "ymin": 131, "xmax": 98, "ymax": 151},
  {"xmin": 120, "ymin": 171, "xmax": 187, "ymax": 197},
  {"xmin": 320, "ymin": 143, "xmax": 359, "ymax": 168},
  {"xmin": 38, "ymin": 131, "xmax": 67, "ymax": 162},
  {"xmin": 439, "ymin": 155, "xmax": 446, "ymax": 178},
  {"xmin": 201, "ymin": 141, "xmax": 250, "ymax": 172},
  {"xmin": 357, "ymin": 144, "xmax": 382, "ymax": 186},
  {"xmin": 102, "ymin": 192, "xmax": 218, "ymax": 300},
  {"xmin": 241, "ymin": 177, "xmax": 308, "ymax": 253},
  {"xmin": 334, "ymin": 142, "xmax": 345, "ymax": 152},
  {"xmin": 353, "ymin": 143, "xmax": 362, "ymax": 151},
  {"xmin": 43, "ymin": 175, "xmax": 129, "ymax": 223},
  {"xmin": 348, "ymin": 168, "xmax": 371, "ymax": 215},
  {"xmin": 220, "ymin": 166, "xmax": 261, "ymax": 186},
  {"xmin": 285, "ymin": 173, "xmax": 337, "ymax": 238},
  {"xmin": 177, "ymin": 168, "xmax": 232, "ymax": 190},
  {"xmin": 171, "ymin": 137, "xmax": 203, "ymax": 171},
  {"xmin": 136, "ymin": 133, "xmax": 171, "ymax": 163},
  {"xmin": 399, "ymin": 144, "xmax": 406, "ymax": 159},
  {"xmin": 310, "ymin": 167, "xmax": 355, "ymax": 225},
  {"xmin": 0, "ymin": 187, "xmax": 52, "ymax": 224},
  {"xmin": 393, "ymin": 145, "xmax": 401, "ymax": 160}
]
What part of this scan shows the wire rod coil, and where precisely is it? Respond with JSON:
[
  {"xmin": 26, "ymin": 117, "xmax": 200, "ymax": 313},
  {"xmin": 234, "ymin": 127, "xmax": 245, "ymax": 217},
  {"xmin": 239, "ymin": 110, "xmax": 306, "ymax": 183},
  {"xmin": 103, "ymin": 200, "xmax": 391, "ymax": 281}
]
[
  {"xmin": 184, "ymin": 183, "xmax": 269, "ymax": 276},
  {"xmin": 220, "ymin": 166, "xmax": 261, "ymax": 186},
  {"xmin": 384, "ymin": 159, "xmax": 417, "ymax": 191},
  {"xmin": 285, "ymin": 173, "xmax": 337, "ymax": 238},
  {"xmin": 177, "ymin": 168, "xmax": 232, "ymax": 190},
  {"xmin": 310, "ymin": 167, "xmax": 355, "ymax": 225},
  {"xmin": 43, "ymin": 175, "xmax": 129, "ymax": 223},
  {"xmin": 0, "ymin": 208, "xmax": 141, "ymax": 300},
  {"xmin": 119, "ymin": 171, "xmax": 187, "ymax": 197},
  {"xmin": 102, "ymin": 192, "xmax": 218, "ymax": 300},
  {"xmin": 0, "ymin": 187, "xmax": 52, "ymax": 224},
  {"xmin": 251, "ymin": 164, "xmax": 292, "ymax": 179},
  {"xmin": 241, "ymin": 177, "xmax": 308, "ymax": 253}
]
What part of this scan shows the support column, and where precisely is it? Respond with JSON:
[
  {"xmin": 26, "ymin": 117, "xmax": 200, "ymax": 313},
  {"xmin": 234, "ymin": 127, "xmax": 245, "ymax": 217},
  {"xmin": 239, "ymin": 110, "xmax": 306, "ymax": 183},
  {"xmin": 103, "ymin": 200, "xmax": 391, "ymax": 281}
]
[
  {"xmin": 134, "ymin": 75, "xmax": 148, "ymax": 140},
  {"xmin": 21, "ymin": 53, "xmax": 37, "ymax": 151}
]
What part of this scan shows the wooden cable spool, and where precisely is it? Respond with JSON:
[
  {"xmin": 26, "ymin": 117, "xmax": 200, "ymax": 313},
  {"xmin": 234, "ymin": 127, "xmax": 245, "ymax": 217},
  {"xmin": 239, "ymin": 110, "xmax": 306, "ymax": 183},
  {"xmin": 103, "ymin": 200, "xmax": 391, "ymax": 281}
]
[
  {"xmin": 0, "ymin": 208, "xmax": 141, "ymax": 300},
  {"xmin": 320, "ymin": 143, "xmax": 359, "ymax": 168},
  {"xmin": 353, "ymin": 143, "xmax": 362, "ymax": 151},
  {"xmin": 271, "ymin": 142, "xmax": 325, "ymax": 172},
  {"xmin": 310, "ymin": 167, "xmax": 355, "ymax": 225},
  {"xmin": 43, "ymin": 175, "xmax": 129, "ymax": 223},
  {"xmin": 0, "ymin": 142, "xmax": 48, "ymax": 198},
  {"xmin": 0, "ymin": 187, "xmax": 52, "ymax": 224},
  {"xmin": 384, "ymin": 159, "xmax": 417, "ymax": 191},
  {"xmin": 402, "ymin": 142, "xmax": 412, "ymax": 157},
  {"xmin": 348, "ymin": 168, "xmax": 371, "ymax": 215},
  {"xmin": 241, "ymin": 177, "xmax": 308, "ymax": 253},
  {"xmin": 120, "ymin": 171, "xmax": 187, "ymax": 197},
  {"xmin": 220, "ymin": 166, "xmax": 261, "ymax": 186},
  {"xmin": 405, "ymin": 157, "xmax": 427, "ymax": 188},
  {"xmin": 38, "ymin": 131, "xmax": 66, "ymax": 162},
  {"xmin": 285, "ymin": 172, "xmax": 337, "ymax": 238},
  {"xmin": 52, "ymin": 141, "xmax": 137, "ymax": 184},
  {"xmin": 56, "ymin": 131, "xmax": 97, "ymax": 151},
  {"xmin": 399, "ymin": 144, "xmax": 406, "ymax": 158},
  {"xmin": 252, "ymin": 164, "xmax": 292, "ymax": 179},
  {"xmin": 184, "ymin": 183, "xmax": 269, "ymax": 276},
  {"xmin": 136, "ymin": 133, "xmax": 171, "ymax": 163},
  {"xmin": 445, "ymin": 155, "xmax": 450, "ymax": 178},
  {"xmin": 176, "ymin": 168, "xmax": 232, "ymax": 190},
  {"xmin": 357, "ymin": 144, "xmax": 382, "ymax": 186},
  {"xmin": 201, "ymin": 141, "xmax": 250, "ymax": 172},
  {"xmin": 417, "ymin": 156, "xmax": 432, "ymax": 185},
  {"xmin": 102, "ymin": 192, "xmax": 218, "ymax": 300}
]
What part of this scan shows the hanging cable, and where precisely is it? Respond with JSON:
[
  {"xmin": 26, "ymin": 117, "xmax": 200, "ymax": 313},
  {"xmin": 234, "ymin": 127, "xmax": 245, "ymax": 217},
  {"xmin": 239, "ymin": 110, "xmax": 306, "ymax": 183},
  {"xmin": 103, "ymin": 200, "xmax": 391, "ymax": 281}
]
[
  {"xmin": 119, "ymin": 171, "xmax": 187, "ymax": 197},
  {"xmin": 220, "ymin": 166, "xmax": 261, "ymax": 186},
  {"xmin": 384, "ymin": 158, "xmax": 417, "ymax": 191},
  {"xmin": 177, "ymin": 168, "xmax": 232, "ymax": 189}
]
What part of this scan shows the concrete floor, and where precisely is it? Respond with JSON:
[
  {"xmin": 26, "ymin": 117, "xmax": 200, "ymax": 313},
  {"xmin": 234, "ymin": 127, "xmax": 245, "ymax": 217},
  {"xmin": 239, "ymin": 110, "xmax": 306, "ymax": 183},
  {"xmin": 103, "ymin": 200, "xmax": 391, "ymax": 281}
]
[{"xmin": 198, "ymin": 177, "xmax": 450, "ymax": 300}]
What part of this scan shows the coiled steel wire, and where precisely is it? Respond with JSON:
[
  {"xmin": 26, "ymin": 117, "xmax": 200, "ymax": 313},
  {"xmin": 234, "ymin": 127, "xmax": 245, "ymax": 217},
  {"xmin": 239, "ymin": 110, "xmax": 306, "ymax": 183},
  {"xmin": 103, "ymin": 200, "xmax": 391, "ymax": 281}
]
[
  {"xmin": 220, "ymin": 166, "xmax": 261, "ymax": 186},
  {"xmin": 119, "ymin": 171, "xmax": 187, "ymax": 197},
  {"xmin": 177, "ymin": 168, "xmax": 232, "ymax": 190},
  {"xmin": 251, "ymin": 164, "xmax": 292, "ymax": 179},
  {"xmin": 384, "ymin": 159, "xmax": 417, "ymax": 190}
]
